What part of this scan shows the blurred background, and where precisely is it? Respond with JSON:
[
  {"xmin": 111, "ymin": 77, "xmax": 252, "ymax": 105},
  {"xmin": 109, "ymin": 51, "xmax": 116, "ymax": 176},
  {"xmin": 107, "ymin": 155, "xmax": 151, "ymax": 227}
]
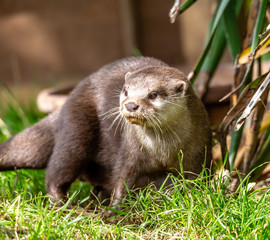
[
  {"xmin": 0, "ymin": 0, "xmax": 236, "ymax": 136},
  {"xmin": 1, "ymin": 0, "xmax": 270, "ymax": 191},
  {"xmin": 0, "ymin": 0, "xmax": 217, "ymax": 86}
]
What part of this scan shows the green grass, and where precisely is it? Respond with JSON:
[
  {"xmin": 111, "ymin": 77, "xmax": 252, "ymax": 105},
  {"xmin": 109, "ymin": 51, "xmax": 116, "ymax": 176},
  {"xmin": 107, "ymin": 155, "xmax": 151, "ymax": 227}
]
[{"xmin": 0, "ymin": 95, "xmax": 270, "ymax": 239}]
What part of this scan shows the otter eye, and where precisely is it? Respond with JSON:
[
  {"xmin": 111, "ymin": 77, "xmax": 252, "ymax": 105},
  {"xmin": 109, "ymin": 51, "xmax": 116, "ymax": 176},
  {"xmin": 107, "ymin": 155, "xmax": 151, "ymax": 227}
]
[
  {"xmin": 123, "ymin": 88, "xmax": 128, "ymax": 97},
  {"xmin": 148, "ymin": 92, "xmax": 158, "ymax": 100}
]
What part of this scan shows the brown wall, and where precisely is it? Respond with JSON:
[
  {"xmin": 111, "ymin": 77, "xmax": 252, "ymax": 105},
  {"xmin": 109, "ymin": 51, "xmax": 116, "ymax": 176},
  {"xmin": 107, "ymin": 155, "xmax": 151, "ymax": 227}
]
[{"xmin": 0, "ymin": 0, "xmax": 213, "ymax": 85}]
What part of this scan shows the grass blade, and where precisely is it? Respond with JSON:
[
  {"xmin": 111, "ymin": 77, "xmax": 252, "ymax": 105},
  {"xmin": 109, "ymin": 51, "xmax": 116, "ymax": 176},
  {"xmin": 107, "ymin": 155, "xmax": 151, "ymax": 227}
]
[{"xmin": 1, "ymin": 86, "xmax": 31, "ymax": 128}]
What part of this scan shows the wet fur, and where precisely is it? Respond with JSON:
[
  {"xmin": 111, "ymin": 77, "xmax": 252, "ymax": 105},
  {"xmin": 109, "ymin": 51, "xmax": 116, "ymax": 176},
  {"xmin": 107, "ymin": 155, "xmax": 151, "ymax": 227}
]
[{"xmin": 0, "ymin": 57, "xmax": 212, "ymax": 206}]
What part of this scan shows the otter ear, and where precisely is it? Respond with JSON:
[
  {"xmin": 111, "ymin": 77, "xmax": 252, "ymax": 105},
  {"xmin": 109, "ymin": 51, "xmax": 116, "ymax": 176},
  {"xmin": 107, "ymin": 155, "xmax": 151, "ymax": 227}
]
[
  {"xmin": 175, "ymin": 80, "xmax": 188, "ymax": 95},
  {"xmin": 125, "ymin": 72, "xmax": 131, "ymax": 80}
]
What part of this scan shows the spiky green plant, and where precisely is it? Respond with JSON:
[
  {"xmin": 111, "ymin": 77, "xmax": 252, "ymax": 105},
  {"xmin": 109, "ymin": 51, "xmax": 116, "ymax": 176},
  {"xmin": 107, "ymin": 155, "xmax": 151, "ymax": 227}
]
[{"xmin": 172, "ymin": 0, "xmax": 270, "ymax": 181}]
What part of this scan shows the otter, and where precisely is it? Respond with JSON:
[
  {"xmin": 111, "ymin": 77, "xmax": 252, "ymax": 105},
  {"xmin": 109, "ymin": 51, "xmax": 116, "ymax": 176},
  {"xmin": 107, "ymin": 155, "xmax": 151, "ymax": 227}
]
[{"xmin": 0, "ymin": 57, "xmax": 212, "ymax": 208}]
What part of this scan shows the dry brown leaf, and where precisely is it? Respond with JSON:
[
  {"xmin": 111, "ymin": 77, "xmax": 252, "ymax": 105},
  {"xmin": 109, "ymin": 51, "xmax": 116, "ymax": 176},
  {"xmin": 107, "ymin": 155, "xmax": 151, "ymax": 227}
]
[
  {"xmin": 235, "ymin": 72, "xmax": 270, "ymax": 130},
  {"xmin": 169, "ymin": 0, "xmax": 181, "ymax": 23},
  {"xmin": 238, "ymin": 30, "xmax": 270, "ymax": 65},
  {"xmin": 219, "ymin": 73, "xmax": 267, "ymax": 160}
]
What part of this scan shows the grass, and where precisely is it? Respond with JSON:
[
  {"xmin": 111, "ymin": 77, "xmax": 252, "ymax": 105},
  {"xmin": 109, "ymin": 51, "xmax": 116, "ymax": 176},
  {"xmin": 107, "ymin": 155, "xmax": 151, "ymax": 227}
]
[{"xmin": 0, "ymin": 91, "xmax": 270, "ymax": 239}]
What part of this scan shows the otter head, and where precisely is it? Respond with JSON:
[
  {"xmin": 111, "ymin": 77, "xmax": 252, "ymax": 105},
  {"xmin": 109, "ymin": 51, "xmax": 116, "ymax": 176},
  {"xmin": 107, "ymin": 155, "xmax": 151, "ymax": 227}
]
[{"xmin": 120, "ymin": 67, "xmax": 190, "ymax": 126}]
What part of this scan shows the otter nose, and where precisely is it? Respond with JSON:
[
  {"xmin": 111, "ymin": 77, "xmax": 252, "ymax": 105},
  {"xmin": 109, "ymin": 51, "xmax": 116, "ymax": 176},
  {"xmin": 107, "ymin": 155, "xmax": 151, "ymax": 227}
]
[{"xmin": 125, "ymin": 102, "xmax": 139, "ymax": 112}]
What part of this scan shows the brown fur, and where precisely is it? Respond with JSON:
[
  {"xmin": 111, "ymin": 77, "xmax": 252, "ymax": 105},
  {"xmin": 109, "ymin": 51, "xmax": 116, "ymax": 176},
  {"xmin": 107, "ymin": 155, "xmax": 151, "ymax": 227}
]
[{"xmin": 0, "ymin": 57, "xmax": 212, "ymax": 206}]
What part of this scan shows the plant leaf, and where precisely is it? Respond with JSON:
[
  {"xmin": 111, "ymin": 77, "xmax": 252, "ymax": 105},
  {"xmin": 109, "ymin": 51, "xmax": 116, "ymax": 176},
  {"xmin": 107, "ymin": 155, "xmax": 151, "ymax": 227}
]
[
  {"xmin": 222, "ymin": 1, "xmax": 242, "ymax": 60},
  {"xmin": 260, "ymin": 112, "xmax": 270, "ymax": 132},
  {"xmin": 196, "ymin": 24, "xmax": 226, "ymax": 98},
  {"xmin": 251, "ymin": 135, "xmax": 270, "ymax": 181},
  {"xmin": 189, "ymin": 0, "xmax": 231, "ymax": 83},
  {"xmin": 238, "ymin": 34, "xmax": 270, "ymax": 65},
  {"xmin": 169, "ymin": 0, "xmax": 198, "ymax": 23},
  {"xmin": 251, "ymin": 0, "xmax": 268, "ymax": 53},
  {"xmin": 179, "ymin": 0, "xmax": 197, "ymax": 14},
  {"xmin": 219, "ymin": 73, "xmax": 267, "ymax": 164}
]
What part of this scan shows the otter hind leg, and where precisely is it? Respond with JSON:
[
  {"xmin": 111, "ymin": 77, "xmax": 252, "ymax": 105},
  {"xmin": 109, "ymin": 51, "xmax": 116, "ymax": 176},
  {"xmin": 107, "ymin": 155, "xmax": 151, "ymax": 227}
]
[
  {"xmin": 45, "ymin": 149, "xmax": 86, "ymax": 204},
  {"xmin": 45, "ymin": 131, "xmax": 98, "ymax": 204}
]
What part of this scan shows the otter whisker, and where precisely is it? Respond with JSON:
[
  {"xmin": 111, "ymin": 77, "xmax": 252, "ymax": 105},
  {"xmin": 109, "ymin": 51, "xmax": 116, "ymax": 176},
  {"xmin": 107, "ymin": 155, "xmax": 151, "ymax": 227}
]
[
  {"xmin": 112, "ymin": 95, "xmax": 121, "ymax": 99},
  {"xmin": 164, "ymin": 100, "xmax": 186, "ymax": 109},
  {"xmin": 108, "ymin": 111, "xmax": 122, "ymax": 131},
  {"xmin": 170, "ymin": 93, "xmax": 193, "ymax": 98},
  {"xmin": 153, "ymin": 114, "xmax": 182, "ymax": 145},
  {"xmin": 155, "ymin": 112, "xmax": 167, "ymax": 121},
  {"xmin": 152, "ymin": 115, "xmax": 164, "ymax": 135},
  {"xmin": 147, "ymin": 116, "xmax": 162, "ymax": 143},
  {"xmin": 157, "ymin": 122, "xmax": 177, "ymax": 147},
  {"xmin": 100, "ymin": 107, "xmax": 120, "ymax": 117},
  {"xmin": 164, "ymin": 123, "xmax": 182, "ymax": 144},
  {"xmin": 113, "ymin": 87, "xmax": 122, "ymax": 94},
  {"xmin": 120, "ymin": 116, "xmax": 128, "ymax": 132},
  {"xmin": 152, "ymin": 114, "xmax": 162, "ymax": 126},
  {"xmin": 102, "ymin": 111, "xmax": 120, "ymax": 121},
  {"xmin": 114, "ymin": 113, "xmax": 126, "ymax": 135},
  {"xmin": 154, "ymin": 111, "xmax": 188, "ymax": 144},
  {"xmin": 152, "ymin": 113, "xmax": 179, "ymax": 146}
]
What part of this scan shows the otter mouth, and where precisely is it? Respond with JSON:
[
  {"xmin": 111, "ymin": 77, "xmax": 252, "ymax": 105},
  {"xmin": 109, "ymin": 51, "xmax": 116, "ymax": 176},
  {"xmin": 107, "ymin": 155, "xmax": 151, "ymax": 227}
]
[{"xmin": 125, "ymin": 116, "xmax": 145, "ymax": 125}]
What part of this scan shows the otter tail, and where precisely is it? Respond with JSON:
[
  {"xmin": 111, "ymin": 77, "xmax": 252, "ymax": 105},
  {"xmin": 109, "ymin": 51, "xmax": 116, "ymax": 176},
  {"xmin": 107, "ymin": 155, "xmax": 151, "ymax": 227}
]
[{"xmin": 0, "ymin": 109, "xmax": 60, "ymax": 171}]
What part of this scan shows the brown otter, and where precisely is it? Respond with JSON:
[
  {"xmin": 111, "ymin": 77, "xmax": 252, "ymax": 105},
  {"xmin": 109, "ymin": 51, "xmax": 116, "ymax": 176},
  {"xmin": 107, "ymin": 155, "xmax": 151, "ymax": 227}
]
[{"xmin": 0, "ymin": 57, "xmax": 212, "ymax": 208}]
